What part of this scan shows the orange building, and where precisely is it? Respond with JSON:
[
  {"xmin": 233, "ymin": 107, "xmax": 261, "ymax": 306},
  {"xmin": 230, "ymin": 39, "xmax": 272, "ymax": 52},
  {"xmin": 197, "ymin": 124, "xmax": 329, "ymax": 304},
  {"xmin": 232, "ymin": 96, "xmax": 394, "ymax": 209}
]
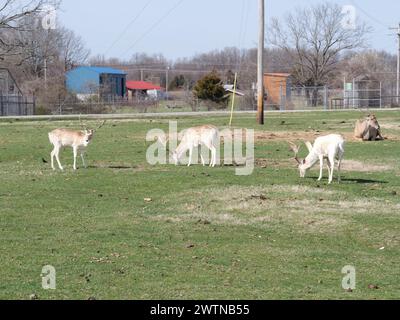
[{"xmin": 264, "ymin": 73, "xmax": 292, "ymax": 108}]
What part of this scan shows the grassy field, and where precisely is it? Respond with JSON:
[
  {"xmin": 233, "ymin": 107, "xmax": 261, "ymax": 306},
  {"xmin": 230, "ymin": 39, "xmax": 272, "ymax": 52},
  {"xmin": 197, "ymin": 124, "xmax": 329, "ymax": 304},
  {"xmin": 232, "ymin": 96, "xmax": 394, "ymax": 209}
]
[{"xmin": 0, "ymin": 110, "xmax": 399, "ymax": 300}]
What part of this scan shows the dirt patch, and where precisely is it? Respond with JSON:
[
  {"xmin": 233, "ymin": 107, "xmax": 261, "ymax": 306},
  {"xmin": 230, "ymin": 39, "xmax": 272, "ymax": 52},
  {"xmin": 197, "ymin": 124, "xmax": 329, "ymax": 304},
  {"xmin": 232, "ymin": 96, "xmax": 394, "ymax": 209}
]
[
  {"xmin": 255, "ymin": 131, "xmax": 322, "ymax": 142},
  {"xmin": 341, "ymin": 160, "xmax": 393, "ymax": 172},
  {"xmin": 90, "ymin": 161, "xmax": 145, "ymax": 171},
  {"xmin": 381, "ymin": 123, "xmax": 400, "ymax": 131},
  {"xmin": 255, "ymin": 158, "xmax": 394, "ymax": 172},
  {"xmin": 255, "ymin": 130, "xmax": 400, "ymax": 142}
]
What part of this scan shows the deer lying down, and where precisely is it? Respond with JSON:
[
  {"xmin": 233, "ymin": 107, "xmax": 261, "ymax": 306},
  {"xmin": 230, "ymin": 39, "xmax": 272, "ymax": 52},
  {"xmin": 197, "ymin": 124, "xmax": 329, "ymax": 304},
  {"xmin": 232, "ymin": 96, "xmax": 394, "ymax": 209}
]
[
  {"xmin": 172, "ymin": 125, "xmax": 219, "ymax": 167},
  {"xmin": 354, "ymin": 114, "xmax": 384, "ymax": 141},
  {"xmin": 290, "ymin": 134, "xmax": 345, "ymax": 184},
  {"xmin": 49, "ymin": 120, "xmax": 105, "ymax": 171}
]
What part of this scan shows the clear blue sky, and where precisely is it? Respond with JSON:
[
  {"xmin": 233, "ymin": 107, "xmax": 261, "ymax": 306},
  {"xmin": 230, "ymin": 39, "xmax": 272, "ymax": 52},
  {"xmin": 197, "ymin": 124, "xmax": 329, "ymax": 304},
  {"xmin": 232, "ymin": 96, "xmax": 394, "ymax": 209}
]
[{"xmin": 58, "ymin": 0, "xmax": 400, "ymax": 61}]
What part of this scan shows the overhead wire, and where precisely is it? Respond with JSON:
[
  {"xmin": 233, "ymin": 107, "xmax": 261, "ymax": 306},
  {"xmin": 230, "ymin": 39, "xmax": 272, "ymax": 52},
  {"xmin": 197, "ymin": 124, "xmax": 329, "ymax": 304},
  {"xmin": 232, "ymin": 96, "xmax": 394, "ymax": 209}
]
[
  {"xmin": 121, "ymin": 0, "xmax": 185, "ymax": 58},
  {"xmin": 104, "ymin": 0, "xmax": 154, "ymax": 56}
]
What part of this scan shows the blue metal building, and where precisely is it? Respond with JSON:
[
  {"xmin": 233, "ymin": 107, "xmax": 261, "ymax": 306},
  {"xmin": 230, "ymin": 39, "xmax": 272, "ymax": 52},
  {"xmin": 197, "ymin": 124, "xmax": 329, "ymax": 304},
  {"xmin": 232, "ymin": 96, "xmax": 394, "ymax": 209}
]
[{"xmin": 66, "ymin": 66, "xmax": 127, "ymax": 98}]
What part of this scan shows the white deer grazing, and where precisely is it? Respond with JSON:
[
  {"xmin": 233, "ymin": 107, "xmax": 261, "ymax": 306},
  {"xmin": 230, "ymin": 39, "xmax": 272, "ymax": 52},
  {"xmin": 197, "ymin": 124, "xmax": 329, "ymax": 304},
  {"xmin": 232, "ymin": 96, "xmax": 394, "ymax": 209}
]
[
  {"xmin": 289, "ymin": 134, "xmax": 345, "ymax": 184},
  {"xmin": 172, "ymin": 125, "xmax": 219, "ymax": 167},
  {"xmin": 48, "ymin": 120, "xmax": 105, "ymax": 171}
]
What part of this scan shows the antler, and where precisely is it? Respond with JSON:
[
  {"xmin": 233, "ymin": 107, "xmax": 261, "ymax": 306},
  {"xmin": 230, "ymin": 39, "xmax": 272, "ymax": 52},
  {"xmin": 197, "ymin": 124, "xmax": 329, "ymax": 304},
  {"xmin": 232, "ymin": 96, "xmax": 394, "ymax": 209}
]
[
  {"xmin": 289, "ymin": 142, "xmax": 301, "ymax": 164},
  {"xmin": 95, "ymin": 120, "xmax": 107, "ymax": 131},
  {"xmin": 79, "ymin": 114, "xmax": 88, "ymax": 131}
]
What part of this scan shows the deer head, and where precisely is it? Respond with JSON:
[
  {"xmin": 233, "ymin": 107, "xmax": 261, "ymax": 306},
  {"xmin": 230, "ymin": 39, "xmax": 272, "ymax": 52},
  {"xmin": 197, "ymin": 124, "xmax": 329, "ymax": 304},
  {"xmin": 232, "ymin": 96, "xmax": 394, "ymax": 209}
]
[
  {"xmin": 289, "ymin": 142, "xmax": 308, "ymax": 178},
  {"xmin": 366, "ymin": 114, "xmax": 380, "ymax": 131}
]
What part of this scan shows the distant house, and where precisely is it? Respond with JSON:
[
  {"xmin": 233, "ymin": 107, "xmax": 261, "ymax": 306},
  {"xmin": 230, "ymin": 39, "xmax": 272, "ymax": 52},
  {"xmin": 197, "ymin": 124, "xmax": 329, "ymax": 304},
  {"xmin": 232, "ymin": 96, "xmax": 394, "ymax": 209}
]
[
  {"xmin": 126, "ymin": 81, "xmax": 165, "ymax": 101},
  {"xmin": 264, "ymin": 73, "xmax": 292, "ymax": 108},
  {"xmin": 66, "ymin": 66, "xmax": 127, "ymax": 100}
]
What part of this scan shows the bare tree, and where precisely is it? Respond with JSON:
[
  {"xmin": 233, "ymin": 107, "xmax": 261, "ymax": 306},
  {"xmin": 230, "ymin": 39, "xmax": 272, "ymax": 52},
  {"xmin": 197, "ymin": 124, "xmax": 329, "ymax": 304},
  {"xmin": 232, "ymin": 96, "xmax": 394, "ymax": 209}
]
[
  {"xmin": 270, "ymin": 3, "xmax": 371, "ymax": 105},
  {"xmin": 0, "ymin": 0, "xmax": 59, "ymax": 59},
  {"xmin": 59, "ymin": 27, "xmax": 90, "ymax": 71}
]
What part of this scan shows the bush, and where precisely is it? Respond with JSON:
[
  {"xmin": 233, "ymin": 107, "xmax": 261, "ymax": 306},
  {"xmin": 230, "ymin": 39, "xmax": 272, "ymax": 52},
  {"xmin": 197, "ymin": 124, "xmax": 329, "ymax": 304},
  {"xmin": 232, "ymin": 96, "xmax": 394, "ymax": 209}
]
[{"xmin": 193, "ymin": 71, "xmax": 228, "ymax": 109}]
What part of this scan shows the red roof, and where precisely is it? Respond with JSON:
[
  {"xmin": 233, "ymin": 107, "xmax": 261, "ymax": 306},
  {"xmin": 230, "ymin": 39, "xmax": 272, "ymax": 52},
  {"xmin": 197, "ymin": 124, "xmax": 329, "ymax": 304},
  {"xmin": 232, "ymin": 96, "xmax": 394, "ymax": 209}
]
[{"xmin": 126, "ymin": 81, "xmax": 162, "ymax": 91}]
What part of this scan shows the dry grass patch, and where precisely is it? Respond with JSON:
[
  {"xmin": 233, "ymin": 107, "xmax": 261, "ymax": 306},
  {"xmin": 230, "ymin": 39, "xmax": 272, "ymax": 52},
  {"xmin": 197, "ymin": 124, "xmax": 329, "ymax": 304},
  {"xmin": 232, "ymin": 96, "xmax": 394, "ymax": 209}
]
[
  {"xmin": 153, "ymin": 185, "xmax": 400, "ymax": 234},
  {"xmin": 255, "ymin": 130, "xmax": 400, "ymax": 143},
  {"xmin": 153, "ymin": 185, "xmax": 346, "ymax": 233},
  {"xmin": 341, "ymin": 160, "xmax": 393, "ymax": 172}
]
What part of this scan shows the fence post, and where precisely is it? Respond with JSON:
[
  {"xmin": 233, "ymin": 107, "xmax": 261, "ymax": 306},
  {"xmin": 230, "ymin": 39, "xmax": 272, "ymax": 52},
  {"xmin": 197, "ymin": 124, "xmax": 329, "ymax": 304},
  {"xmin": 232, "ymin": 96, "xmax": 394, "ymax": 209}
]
[
  {"xmin": 343, "ymin": 77, "xmax": 346, "ymax": 109},
  {"xmin": 324, "ymin": 86, "xmax": 328, "ymax": 110},
  {"xmin": 33, "ymin": 96, "xmax": 36, "ymax": 115},
  {"xmin": 0, "ymin": 94, "xmax": 3, "ymax": 116}
]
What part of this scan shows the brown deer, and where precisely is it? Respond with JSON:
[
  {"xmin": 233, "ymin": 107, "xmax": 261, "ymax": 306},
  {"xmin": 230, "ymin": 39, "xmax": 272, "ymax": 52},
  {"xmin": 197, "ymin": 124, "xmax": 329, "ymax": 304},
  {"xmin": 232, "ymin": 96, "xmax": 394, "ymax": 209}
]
[
  {"xmin": 49, "ymin": 119, "xmax": 105, "ymax": 171},
  {"xmin": 354, "ymin": 114, "xmax": 384, "ymax": 141}
]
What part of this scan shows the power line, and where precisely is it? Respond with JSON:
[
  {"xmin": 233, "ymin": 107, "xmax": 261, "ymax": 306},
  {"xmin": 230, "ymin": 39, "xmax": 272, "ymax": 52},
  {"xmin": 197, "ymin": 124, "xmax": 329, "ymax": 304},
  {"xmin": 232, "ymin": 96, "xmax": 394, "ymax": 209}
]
[
  {"xmin": 350, "ymin": 0, "xmax": 389, "ymax": 29},
  {"xmin": 389, "ymin": 23, "xmax": 400, "ymax": 103},
  {"xmin": 104, "ymin": 0, "xmax": 154, "ymax": 56},
  {"xmin": 121, "ymin": 0, "xmax": 185, "ymax": 58},
  {"xmin": 110, "ymin": 67, "xmax": 223, "ymax": 74},
  {"xmin": 236, "ymin": 0, "xmax": 250, "ymax": 73}
]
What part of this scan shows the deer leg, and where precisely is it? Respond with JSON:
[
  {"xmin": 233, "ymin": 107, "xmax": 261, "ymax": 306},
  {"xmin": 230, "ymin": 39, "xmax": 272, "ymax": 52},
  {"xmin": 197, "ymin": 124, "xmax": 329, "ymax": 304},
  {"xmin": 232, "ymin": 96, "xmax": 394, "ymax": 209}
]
[
  {"xmin": 80, "ymin": 150, "xmax": 87, "ymax": 169},
  {"xmin": 211, "ymin": 146, "xmax": 217, "ymax": 167},
  {"xmin": 188, "ymin": 147, "xmax": 193, "ymax": 167},
  {"xmin": 73, "ymin": 147, "xmax": 78, "ymax": 171},
  {"xmin": 54, "ymin": 147, "xmax": 63, "ymax": 171},
  {"xmin": 200, "ymin": 150, "xmax": 206, "ymax": 167},
  {"xmin": 318, "ymin": 156, "xmax": 324, "ymax": 181},
  {"xmin": 50, "ymin": 148, "xmax": 56, "ymax": 170},
  {"xmin": 337, "ymin": 156, "xmax": 343, "ymax": 183},
  {"xmin": 328, "ymin": 157, "xmax": 335, "ymax": 184},
  {"xmin": 326, "ymin": 164, "xmax": 331, "ymax": 180},
  {"xmin": 337, "ymin": 160, "xmax": 342, "ymax": 183}
]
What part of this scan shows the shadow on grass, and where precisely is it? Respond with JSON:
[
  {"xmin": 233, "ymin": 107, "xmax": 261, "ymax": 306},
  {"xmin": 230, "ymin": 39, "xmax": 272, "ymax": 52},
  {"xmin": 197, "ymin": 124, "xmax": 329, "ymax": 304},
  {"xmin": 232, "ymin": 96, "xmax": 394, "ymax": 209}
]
[
  {"xmin": 305, "ymin": 177, "xmax": 388, "ymax": 184},
  {"xmin": 88, "ymin": 165, "xmax": 137, "ymax": 170},
  {"xmin": 340, "ymin": 178, "xmax": 388, "ymax": 184}
]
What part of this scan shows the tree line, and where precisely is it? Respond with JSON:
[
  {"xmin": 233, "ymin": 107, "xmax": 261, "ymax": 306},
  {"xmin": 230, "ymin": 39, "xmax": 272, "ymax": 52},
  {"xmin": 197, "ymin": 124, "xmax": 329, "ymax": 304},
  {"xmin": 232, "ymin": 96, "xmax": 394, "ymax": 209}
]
[{"xmin": 0, "ymin": 1, "xmax": 398, "ymax": 112}]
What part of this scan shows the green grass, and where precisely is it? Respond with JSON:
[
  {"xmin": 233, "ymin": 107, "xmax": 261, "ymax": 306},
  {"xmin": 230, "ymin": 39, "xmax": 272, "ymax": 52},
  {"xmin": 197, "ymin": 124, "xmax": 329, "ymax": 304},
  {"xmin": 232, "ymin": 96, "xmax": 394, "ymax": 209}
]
[{"xmin": 0, "ymin": 110, "xmax": 399, "ymax": 300}]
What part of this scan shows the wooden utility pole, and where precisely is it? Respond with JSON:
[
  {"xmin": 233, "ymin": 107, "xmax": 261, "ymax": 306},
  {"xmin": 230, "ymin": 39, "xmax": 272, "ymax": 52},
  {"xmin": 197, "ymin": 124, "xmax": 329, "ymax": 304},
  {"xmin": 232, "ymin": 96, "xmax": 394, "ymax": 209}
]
[
  {"xmin": 397, "ymin": 24, "xmax": 400, "ymax": 104},
  {"xmin": 44, "ymin": 58, "xmax": 47, "ymax": 89},
  {"xmin": 257, "ymin": 0, "xmax": 265, "ymax": 125},
  {"xmin": 390, "ymin": 23, "xmax": 400, "ymax": 104}
]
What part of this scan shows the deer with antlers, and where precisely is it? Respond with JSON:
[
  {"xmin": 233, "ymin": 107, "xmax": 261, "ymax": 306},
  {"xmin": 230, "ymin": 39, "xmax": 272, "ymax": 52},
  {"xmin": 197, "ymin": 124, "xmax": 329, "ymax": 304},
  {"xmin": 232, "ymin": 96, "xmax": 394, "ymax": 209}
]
[
  {"xmin": 48, "ymin": 118, "xmax": 106, "ymax": 171},
  {"xmin": 289, "ymin": 134, "xmax": 345, "ymax": 184}
]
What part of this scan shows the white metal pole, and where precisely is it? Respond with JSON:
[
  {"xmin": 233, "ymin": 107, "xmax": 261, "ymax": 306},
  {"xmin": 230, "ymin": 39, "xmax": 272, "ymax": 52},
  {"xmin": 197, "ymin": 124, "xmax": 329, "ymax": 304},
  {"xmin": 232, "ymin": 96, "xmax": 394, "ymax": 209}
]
[
  {"xmin": 397, "ymin": 24, "xmax": 400, "ymax": 104},
  {"xmin": 257, "ymin": 0, "xmax": 265, "ymax": 125},
  {"xmin": 166, "ymin": 67, "xmax": 170, "ymax": 100},
  {"xmin": 343, "ymin": 77, "xmax": 346, "ymax": 108}
]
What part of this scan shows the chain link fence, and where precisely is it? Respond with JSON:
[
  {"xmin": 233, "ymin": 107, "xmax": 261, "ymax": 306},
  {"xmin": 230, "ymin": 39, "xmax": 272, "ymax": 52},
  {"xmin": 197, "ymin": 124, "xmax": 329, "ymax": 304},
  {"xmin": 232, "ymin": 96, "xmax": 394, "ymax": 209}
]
[{"xmin": 0, "ymin": 94, "xmax": 35, "ymax": 116}]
